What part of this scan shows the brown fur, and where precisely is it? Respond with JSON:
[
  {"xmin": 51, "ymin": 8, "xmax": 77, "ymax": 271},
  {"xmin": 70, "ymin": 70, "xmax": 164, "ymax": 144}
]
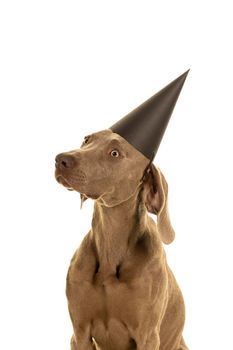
[{"xmin": 55, "ymin": 129, "xmax": 188, "ymax": 350}]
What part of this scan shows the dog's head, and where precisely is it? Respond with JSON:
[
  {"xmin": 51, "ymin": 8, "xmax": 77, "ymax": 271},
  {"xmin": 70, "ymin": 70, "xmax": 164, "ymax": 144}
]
[
  {"xmin": 55, "ymin": 129, "xmax": 149, "ymax": 203},
  {"xmin": 55, "ymin": 129, "xmax": 175, "ymax": 244}
]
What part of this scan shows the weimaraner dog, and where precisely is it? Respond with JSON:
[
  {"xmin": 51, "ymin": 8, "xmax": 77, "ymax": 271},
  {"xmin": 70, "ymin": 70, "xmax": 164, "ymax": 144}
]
[{"xmin": 55, "ymin": 129, "xmax": 188, "ymax": 350}]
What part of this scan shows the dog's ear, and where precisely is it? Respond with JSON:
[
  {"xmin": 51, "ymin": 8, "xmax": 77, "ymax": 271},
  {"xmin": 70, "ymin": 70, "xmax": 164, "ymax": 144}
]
[
  {"xmin": 80, "ymin": 193, "xmax": 88, "ymax": 209},
  {"xmin": 143, "ymin": 164, "xmax": 175, "ymax": 244}
]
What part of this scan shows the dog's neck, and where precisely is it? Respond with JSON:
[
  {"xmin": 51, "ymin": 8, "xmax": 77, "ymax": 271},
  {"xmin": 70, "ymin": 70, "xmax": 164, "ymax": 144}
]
[{"xmin": 91, "ymin": 189, "xmax": 147, "ymax": 270}]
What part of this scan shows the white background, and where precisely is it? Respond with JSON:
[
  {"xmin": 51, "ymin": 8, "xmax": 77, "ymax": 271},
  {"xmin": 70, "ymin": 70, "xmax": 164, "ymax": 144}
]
[{"xmin": 0, "ymin": 1, "xmax": 233, "ymax": 349}]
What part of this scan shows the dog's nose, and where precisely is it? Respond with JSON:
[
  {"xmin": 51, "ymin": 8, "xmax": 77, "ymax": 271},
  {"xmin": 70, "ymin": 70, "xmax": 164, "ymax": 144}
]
[{"xmin": 55, "ymin": 153, "xmax": 76, "ymax": 169}]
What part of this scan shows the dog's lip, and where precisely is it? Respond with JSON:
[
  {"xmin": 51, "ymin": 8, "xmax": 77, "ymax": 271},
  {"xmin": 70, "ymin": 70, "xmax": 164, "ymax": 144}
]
[{"xmin": 56, "ymin": 174, "xmax": 74, "ymax": 190}]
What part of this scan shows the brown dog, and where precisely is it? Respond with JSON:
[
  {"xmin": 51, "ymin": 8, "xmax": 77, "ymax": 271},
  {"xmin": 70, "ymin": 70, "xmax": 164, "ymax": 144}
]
[{"xmin": 55, "ymin": 129, "xmax": 188, "ymax": 350}]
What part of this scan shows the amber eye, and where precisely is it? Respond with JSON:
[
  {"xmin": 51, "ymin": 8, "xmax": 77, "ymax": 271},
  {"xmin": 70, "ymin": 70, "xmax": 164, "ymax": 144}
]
[{"xmin": 110, "ymin": 149, "xmax": 120, "ymax": 157}]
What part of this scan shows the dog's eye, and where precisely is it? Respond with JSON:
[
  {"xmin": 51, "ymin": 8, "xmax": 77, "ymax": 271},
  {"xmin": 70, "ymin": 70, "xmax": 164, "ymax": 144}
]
[{"xmin": 110, "ymin": 149, "xmax": 120, "ymax": 157}]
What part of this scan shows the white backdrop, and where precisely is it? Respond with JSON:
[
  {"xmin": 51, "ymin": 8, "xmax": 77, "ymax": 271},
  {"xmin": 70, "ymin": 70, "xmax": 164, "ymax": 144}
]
[{"xmin": 0, "ymin": 1, "xmax": 233, "ymax": 349}]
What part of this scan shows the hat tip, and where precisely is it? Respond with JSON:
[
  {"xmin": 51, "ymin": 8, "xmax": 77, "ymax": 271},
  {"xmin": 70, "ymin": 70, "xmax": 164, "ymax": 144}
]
[
  {"xmin": 181, "ymin": 69, "xmax": 190, "ymax": 77},
  {"xmin": 176, "ymin": 69, "xmax": 190, "ymax": 84}
]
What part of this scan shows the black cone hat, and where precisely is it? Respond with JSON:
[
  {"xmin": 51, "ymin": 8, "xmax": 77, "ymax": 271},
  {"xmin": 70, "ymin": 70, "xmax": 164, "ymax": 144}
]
[{"xmin": 110, "ymin": 70, "xmax": 189, "ymax": 161}]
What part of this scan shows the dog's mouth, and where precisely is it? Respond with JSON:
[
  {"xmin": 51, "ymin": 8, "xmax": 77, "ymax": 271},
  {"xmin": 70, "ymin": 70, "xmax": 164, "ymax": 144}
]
[
  {"xmin": 55, "ymin": 174, "xmax": 74, "ymax": 191},
  {"xmin": 55, "ymin": 168, "xmax": 88, "ymax": 191}
]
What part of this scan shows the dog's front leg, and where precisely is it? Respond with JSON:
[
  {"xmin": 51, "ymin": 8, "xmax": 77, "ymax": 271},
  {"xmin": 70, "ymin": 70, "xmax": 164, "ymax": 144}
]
[
  {"xmin": 134, "ymin": 328, "xmax": 160, "ymax": 350},
  {"xmin": 70, "ymin": 331, "xmax": 96, "ymax": 350},
  {"xmin": 144, "ymin": 329, "xmax": 160, "ymax": 350}
]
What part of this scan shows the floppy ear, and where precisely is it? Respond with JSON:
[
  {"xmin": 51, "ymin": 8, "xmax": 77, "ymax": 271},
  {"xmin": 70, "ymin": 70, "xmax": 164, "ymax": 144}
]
[{"xmin": 143, "ymin": 164, "xmax": 175, "ymax": 244}]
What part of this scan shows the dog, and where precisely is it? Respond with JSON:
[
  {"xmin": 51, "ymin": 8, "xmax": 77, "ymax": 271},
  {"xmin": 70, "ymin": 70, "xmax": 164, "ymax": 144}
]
[{"xmin": 55, "ymin": 129, "xmax": 188, "ymax": 350}]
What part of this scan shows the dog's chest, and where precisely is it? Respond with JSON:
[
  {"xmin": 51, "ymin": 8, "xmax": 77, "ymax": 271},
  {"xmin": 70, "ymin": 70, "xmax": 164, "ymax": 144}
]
[
  {"xmin": 66, "ymin": 251, "xmax": 155, "ymax": 316},
  {"xmin": 66, "ymin": 238, "xmax": 164, "ymax": 348}
]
